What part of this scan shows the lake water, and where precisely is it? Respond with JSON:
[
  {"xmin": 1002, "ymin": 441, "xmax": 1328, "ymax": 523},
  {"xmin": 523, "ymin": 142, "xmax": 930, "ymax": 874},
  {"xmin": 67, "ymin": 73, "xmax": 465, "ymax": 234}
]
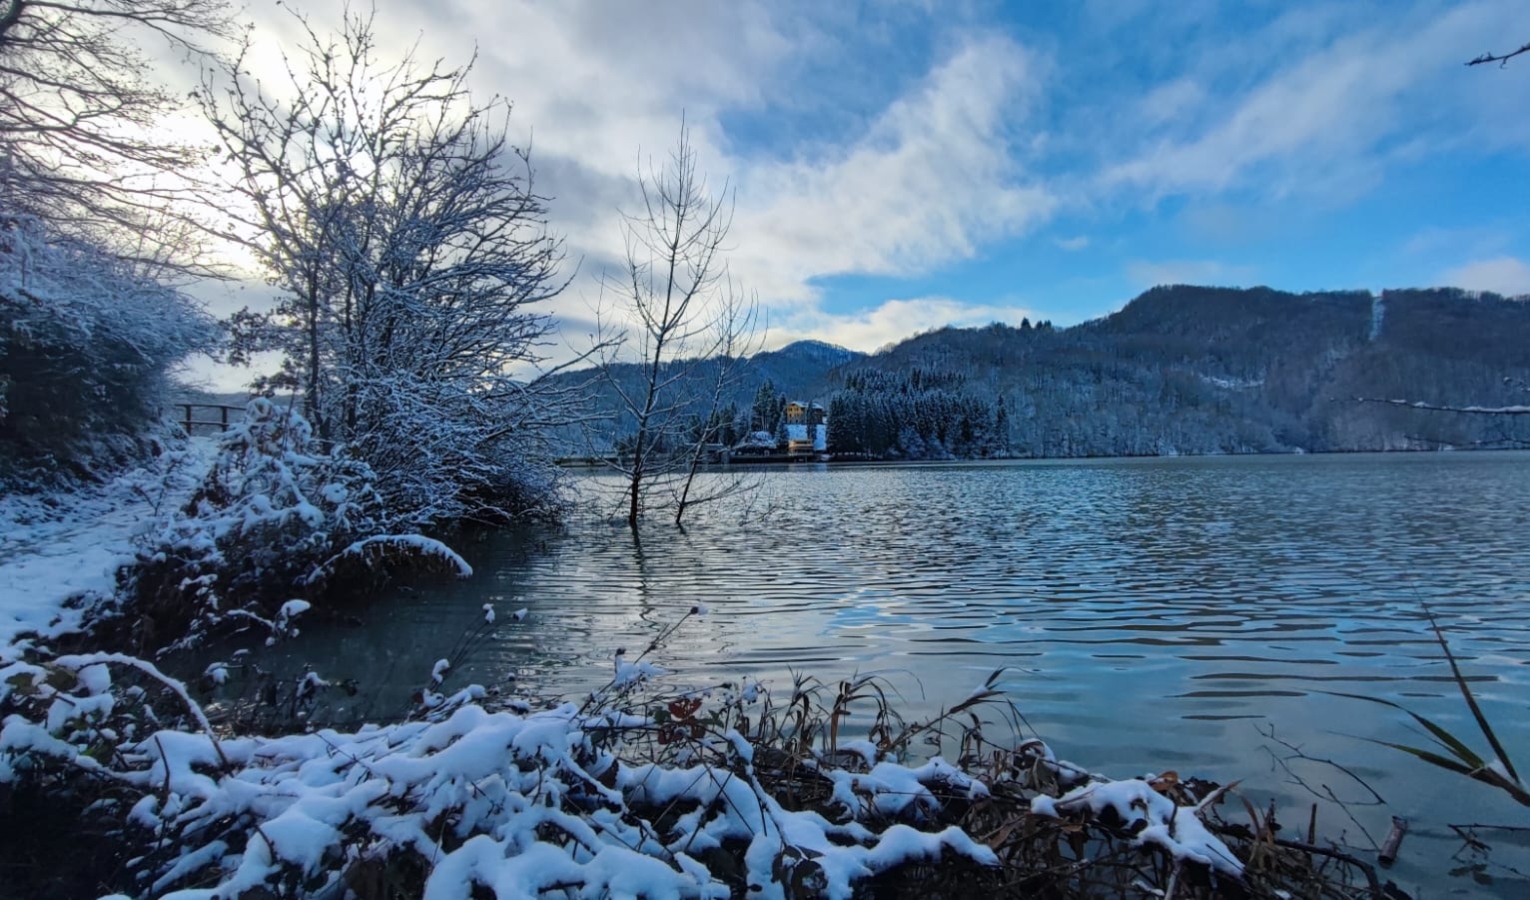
[{"xmin": 238, "ymin": 452, "xmax": 1530, "ymax": 896}]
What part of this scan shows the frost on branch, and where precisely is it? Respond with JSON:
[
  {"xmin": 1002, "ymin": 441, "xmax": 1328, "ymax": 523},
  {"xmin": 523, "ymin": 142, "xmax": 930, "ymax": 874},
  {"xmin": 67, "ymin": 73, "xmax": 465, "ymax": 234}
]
[
  {"xmin": 203, "ymin": 9, "xmax": 579, "ymax": 529},
  {"xmin": 0, "ymin": 216, "xmax": 218, "ymax": 488},
  {"xmin": 1029, "ymin": 778, "xmax": 1244, "ymax": 876},
  {"xmin": 305, "ymin": 534, "xmax": 473, "ymax": 589},
  {"xmin": 122, "ymin": 401, "xmax": 466, "ymax": 651}
]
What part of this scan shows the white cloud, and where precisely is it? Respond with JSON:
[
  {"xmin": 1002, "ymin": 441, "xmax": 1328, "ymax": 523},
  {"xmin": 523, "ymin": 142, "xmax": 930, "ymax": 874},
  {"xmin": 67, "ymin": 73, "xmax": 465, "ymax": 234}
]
[
  {"xmin": 408, "ymin": 1, "xmax": 796, "ymax": 179},
  {"xmin": 1081, "ymin": 0, "xmax": 1156, "ymax": 31},
  {"xmin": 1176, "ymin": 203, "xmax": 1282, "ymax": 245},
  {"xmin": 258, "ymin": 6, "xmax": 1048, "ymax": 324},
  {"xmin": 1441, "ymin": 256, "xmax": 1530, "ymax": 296},
  {"xmin": 195, "ymin": 1, "xmax": 1530, "ymax": 372},
  {"xmin": 1100, "ymin": 2, "xmax": 1527, "ymax": 203},
  {"xmin": 1125, "ymin": 259, "xmax": 1257, "ymax": 289},
  {"xmin": 770, "ymin": 297, "xmax": 1037, "ymax": 353},
  {"xmin": 728, "ymin": 33, "xmax": 1055, "ymax": 305},
  {"xmin": 1399, "ymin": 225, "xmax": 1515, "ymax": 261},
  {"xmin": 187, "ymin": 3, "xmax": 1055, "ymax": 372},
  {"xmin": 1136, "ymin": 78, "xmax": 1206, "ymax": 128}
]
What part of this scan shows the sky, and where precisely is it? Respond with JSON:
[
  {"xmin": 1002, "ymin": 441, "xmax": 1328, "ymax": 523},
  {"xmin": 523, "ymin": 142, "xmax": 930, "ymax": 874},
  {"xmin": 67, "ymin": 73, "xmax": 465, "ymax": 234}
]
[{"xmin": 180, "ymin": 0, "xmax": 1530, "ymax": 387}]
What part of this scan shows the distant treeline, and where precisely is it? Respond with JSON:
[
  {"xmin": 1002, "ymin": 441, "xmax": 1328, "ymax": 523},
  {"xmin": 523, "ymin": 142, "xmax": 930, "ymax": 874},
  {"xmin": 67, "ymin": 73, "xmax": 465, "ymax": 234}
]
[{"xmin": 826, "ymin": 369, "xmax": 1007, "ymax": 459}]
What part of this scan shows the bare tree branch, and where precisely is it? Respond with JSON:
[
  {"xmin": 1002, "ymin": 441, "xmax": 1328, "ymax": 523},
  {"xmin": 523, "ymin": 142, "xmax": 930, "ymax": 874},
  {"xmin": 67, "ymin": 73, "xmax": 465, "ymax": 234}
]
[
  {"xmin": 1468, "ymin": 41, "xmax": 1530, "ymax": 67},
  {"xmin": 592, "ymin": 119, "xmax": 764, "ymax": 527},
  {"xmin": 0, "ymin": 0, "xmax": 234, "ymax": 265}
]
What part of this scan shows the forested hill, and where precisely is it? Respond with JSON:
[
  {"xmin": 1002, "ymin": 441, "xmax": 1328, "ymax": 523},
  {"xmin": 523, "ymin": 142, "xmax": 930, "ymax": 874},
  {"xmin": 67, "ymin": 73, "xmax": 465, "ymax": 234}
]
[
  {"xmin": 829, "ymin": 285, "xmax": 1530, "ymax": 458},
  {"xmin": 547, "ymin": 285, "xmax": 1530, "ymax": 458},
  {"xmin": 745, "ymin": 340, "xmax": 865, "ymax": 394}
]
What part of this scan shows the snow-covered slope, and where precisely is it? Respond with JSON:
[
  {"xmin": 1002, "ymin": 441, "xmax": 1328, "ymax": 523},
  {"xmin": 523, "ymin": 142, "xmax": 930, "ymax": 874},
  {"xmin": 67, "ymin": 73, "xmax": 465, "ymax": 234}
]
[{"xmin": 0, "ymin": 438, "xmax": 215, "ymax": 655}]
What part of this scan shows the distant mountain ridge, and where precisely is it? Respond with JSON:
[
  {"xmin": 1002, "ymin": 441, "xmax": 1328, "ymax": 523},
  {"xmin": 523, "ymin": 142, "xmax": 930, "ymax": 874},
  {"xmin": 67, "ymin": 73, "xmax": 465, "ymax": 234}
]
[
  {"xmin": 830, "ymin": 285, "xmax": 1530, "ymax": 457},
  {"xmin": 742, "ymin": 340, "xmax": 863, "ymax": 398},
  {"xmin": 530, "ymin": 338, "xmax": 865, "ymax": 452}
]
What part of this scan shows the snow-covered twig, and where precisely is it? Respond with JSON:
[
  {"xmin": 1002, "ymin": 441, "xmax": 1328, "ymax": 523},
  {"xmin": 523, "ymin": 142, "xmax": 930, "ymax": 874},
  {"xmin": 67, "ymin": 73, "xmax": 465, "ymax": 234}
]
[
  {"xmin": 53, "ymin": 652, "xmax": 228, "ymax": 768},
  {"xmin": 305, "ymin": 534, "xmax": 473, "ymax": 585}
]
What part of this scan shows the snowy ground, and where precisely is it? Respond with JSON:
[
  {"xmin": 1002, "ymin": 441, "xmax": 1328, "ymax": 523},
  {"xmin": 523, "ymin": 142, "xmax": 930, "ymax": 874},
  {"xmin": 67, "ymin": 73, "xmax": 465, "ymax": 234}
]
[
  {"xmin": 0, "ymin": 648, "xmax": 1250, "ymax": 899},
  {"xmin": 0, "ymin": 438, "xmax": 215, "ymax": 654}
]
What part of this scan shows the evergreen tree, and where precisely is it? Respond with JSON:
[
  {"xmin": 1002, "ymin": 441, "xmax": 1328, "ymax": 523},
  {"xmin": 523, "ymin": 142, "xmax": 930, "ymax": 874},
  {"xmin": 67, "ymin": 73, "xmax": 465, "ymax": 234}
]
[{"xmin": 751, "ymin": 380, "xmax": 779, "ymax": 434}]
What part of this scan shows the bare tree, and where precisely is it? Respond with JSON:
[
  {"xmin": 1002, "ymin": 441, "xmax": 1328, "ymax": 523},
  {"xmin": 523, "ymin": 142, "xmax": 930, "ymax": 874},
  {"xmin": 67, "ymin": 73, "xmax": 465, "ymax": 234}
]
[
  {"xmin": 0, "ymin": 0, "xmax": 233, "ymax": 256},
  {"xmin": 200, "ymin": 9, "xmax": 582, "ymax": 524},
  {"xmin": 669, "ymin": 286, "xmax": 761, "ymax": 526},
  {"xmin": 594, "ymin": 122, "xmax": 763, "ymax": 528}
]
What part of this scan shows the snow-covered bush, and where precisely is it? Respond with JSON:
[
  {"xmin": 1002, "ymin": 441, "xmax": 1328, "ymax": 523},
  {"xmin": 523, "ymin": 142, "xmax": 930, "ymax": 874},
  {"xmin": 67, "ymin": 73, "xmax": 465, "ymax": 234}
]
[
  {"xmin": 123, "ymin": 400, "xmax": 469, "ymax": 651},
  {"xmin": 0, "ymin": 216, "xmax": 219, "ymax": 488},
  {"xmin": 339, "ymin": 372, "xmax": 567, "ymax": 527},
  {"xmin": 0, "ymin": 651, "xmax": 1003, "ymax": 899},
  {"xmin": 0, "ymin": 641, "xmax": 1365, "ymax": 900},
  {"xmin": 0, "ymin": 601, "xmax": 1356, "ymax": 898}
]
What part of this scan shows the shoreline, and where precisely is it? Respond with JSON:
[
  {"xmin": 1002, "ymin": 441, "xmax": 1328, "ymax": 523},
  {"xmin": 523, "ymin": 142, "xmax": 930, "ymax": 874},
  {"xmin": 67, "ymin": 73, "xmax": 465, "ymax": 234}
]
[
  {"xmin": 1, "ymin": 637, "xmax": 1396, "ymax": 899},
  {"xmin": 559, "ymin": 444, "xmax": 1530, "ymax": 469}
]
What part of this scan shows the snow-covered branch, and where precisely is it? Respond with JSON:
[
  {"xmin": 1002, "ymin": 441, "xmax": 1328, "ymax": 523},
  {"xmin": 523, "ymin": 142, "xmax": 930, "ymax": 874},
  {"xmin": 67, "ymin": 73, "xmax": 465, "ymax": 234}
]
[
  {"xmin": 1354, "ymin": 397, "xmax": 1530, "ymax": 415},
  {"xmin": 0, "ymin": 216, "xmax": 219, "ymax": 486},
  {"xmin": 200, "ymin": 9, "xmax": 576, "ymax": 526}
]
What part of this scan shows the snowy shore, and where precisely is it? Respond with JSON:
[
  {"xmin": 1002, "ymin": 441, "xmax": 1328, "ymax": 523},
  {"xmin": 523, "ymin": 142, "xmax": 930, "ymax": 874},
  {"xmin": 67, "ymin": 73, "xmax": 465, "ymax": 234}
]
[{"xmin": 2, "ymin": 643, "xmax": 1274, "ymax": 899}]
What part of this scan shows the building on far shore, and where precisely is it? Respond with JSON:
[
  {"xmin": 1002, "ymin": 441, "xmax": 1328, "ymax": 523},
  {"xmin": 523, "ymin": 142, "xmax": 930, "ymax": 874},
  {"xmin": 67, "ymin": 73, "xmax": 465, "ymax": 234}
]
[{"xmin": 783, "ymin": 401, "xmax": 827, "ymax": 455}]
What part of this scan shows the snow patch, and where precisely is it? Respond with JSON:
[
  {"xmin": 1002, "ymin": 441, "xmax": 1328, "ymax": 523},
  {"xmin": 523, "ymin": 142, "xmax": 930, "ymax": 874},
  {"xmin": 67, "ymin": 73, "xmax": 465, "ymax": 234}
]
[
  {"xmin": 1047, "ymin": 779, "xmax": 1243, "ymax": 875},
  {"xmin": 0, "ymin": 437, "xmax": 216, "ymax": 653}
]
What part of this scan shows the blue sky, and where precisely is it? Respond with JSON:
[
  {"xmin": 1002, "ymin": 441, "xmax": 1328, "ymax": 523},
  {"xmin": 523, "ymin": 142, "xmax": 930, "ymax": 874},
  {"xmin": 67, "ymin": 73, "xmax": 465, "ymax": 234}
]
[{"xmin": 206, "ymin": 0, "xmax": 1530, "ymax": 367}]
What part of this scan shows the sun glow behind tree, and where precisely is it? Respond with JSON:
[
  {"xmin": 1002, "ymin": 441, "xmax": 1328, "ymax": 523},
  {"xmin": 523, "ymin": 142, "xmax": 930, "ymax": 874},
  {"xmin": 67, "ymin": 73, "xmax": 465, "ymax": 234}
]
[{"xmin": 197, "ymin": 8, "xmax": 585, "ymax": 523}]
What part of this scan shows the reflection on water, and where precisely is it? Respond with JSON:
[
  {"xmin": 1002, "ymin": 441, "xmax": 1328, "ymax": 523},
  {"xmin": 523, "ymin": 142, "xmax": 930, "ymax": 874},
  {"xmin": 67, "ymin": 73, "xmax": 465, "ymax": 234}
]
[{"xmin": 232, "ymin": 452, "xmax": 1530, "ymax": 896}]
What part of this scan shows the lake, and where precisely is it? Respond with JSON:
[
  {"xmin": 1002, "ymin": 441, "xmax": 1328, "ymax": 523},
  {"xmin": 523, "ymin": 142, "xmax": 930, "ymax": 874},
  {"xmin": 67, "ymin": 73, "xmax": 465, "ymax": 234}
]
[{"xmin": 237, "ymin": 452, "xmax": 1530, "ymax": 896}]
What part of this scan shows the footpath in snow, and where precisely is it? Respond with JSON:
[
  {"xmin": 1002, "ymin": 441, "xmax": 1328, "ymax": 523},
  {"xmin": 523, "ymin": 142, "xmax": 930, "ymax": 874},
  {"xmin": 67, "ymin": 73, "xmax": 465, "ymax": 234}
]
[{"xmin": 0, "ymin": 438, "xmax": 215, "ymax": 655}]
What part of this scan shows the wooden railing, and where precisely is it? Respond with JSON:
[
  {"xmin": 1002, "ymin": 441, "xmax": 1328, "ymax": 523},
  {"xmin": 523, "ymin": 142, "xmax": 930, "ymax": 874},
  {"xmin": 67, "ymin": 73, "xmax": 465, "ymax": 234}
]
[{"xmin": 174, "ymin": 403, "xmax": 245, "ymax": 435}]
